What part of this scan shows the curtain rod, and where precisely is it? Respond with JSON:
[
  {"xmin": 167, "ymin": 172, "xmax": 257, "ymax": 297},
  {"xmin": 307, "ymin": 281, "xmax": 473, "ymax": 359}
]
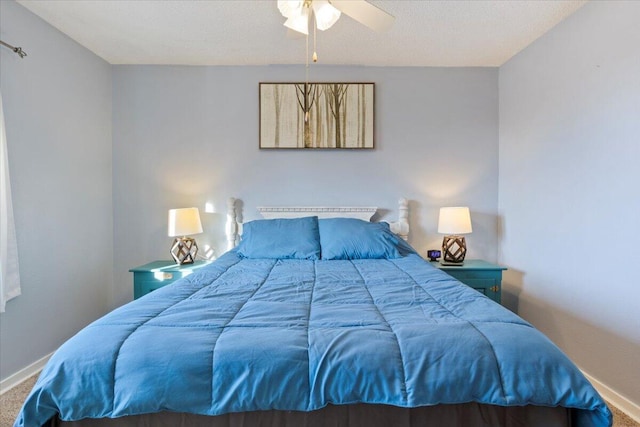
[{"xmin": 0, "ymin": 40, "xmax": 27, "ymax": 58}]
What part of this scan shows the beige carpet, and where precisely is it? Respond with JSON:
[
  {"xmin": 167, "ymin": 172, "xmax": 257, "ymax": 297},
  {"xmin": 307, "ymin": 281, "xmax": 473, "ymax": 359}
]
[{"xmin": 1, "ymin": 374, "xmax": 638, "ymax": 427}]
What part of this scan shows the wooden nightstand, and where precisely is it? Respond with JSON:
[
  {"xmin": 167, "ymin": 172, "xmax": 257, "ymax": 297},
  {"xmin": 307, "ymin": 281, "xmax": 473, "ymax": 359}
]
[
  {"xmin": 129, "ymin": 260, "xmax": 212, "ymax": 299},
  {"xmin": 434, "ymin": 259, "xmax": 506, "ymax": 304}
]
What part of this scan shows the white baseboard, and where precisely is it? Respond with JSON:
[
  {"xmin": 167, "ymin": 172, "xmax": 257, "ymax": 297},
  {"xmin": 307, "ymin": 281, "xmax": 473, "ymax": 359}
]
[
  {"xmin": 581, "ymin": 369, "xmax": 640, "ymax": 423},
  {"xmin": 0, "ymin": 353, "xmax": 52, "ymax": 395}
]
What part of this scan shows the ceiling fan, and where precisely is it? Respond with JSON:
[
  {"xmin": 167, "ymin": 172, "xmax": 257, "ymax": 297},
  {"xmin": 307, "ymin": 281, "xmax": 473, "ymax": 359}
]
[{"xmin": 277, "ymin": 0, "xmax": 395, "ymax": 35}]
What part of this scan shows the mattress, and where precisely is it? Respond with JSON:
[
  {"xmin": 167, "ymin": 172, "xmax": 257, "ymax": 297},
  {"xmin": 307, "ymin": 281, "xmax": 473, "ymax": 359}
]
[{"xmin": 16, "ymin": 252, "xmax": 612, "ymax": 427}]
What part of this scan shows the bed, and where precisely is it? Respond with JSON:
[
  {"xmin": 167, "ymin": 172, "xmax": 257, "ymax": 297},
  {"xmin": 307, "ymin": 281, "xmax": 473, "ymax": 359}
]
[{"xmin": 15, "ymin": 198, "xmax": 612, "ymax": 427}]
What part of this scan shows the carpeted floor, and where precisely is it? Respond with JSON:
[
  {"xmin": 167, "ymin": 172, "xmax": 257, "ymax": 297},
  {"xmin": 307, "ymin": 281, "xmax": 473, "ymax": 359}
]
[
  {"xmin": 1, "ymin": 374, "xmax": 638, "ymax": 427},
  {"xmin": 0, "ymin": 375, "xmax": 37, "ymax": 427}
]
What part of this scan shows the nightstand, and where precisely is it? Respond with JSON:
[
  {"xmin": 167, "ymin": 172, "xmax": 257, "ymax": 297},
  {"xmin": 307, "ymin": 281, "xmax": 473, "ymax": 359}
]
[
  {"xmin": 435, "ymin": 259, "xmax": 506, "ymax": 304},
  {"xmin": 129, "ymin": 260, "xmax": 212, "ymax": 299}
]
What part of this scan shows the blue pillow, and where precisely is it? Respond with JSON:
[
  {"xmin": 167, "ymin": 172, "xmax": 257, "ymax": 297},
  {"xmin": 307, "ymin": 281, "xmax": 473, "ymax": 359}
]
[
  {"xmin": 319, "ymin": 218, "xmax": 401, "ymax": 260},
  {"xmin": 237, "ymin": 216, "xmax": 321, "ymax": 260}
]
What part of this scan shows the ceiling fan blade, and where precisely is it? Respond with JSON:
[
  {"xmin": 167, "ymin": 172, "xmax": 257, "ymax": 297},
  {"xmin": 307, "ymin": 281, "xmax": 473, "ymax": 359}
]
[{"xmin": 330, "ymin": 0, "xmax": 395, "ymax": 32}]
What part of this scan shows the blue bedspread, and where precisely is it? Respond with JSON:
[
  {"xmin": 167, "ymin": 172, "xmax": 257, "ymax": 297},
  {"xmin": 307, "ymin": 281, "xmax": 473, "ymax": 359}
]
[{"xmin": 16, "ymin": 252, "xmax": 612, "ymax": 426}]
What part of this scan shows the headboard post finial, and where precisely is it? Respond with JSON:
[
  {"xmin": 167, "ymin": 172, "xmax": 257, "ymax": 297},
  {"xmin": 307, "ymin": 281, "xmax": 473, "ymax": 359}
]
[
  {"xmin": 392, "ymin": 197, "xmax": 410, "ymax": 241},
  {"xmin": 399, "ymin": 198, "xmax": 408, "ymax": 221},
  {"xmin": 226, "ymin": 197, "xmax": 238, "ymax": 250}
]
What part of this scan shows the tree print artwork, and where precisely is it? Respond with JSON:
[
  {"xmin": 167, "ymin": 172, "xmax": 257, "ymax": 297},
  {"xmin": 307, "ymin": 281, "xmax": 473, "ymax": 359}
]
[{"xmin": 260, "ymin": 83, "xmax": 374, "ymax": 149}]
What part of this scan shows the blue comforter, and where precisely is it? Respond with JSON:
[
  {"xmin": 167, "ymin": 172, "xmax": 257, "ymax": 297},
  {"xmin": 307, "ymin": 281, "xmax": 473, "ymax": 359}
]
[{"xmin": 16, "ymin": 252, "xmax": 612, "ymax": 426}]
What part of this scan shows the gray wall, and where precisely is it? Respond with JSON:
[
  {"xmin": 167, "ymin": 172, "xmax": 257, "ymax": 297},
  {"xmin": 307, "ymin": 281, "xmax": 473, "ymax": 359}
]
[
  {"xmin": 499, "ymin": 1, "xmax": 640, "ymax": 405},
  {"xmin": 112, "ymin": 65, "xmax": 499, "ymax": 307},
  {"xmin": 0, "ymin": 1, "xmax": 113, "ymax": 379}
]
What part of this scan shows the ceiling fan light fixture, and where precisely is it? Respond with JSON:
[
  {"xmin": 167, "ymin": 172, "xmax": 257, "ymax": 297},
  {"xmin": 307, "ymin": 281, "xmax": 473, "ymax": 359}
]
[
  {"xmin": 312, "ymin": 0, "xmax": 341, "ymax": 31},
  {"xmin": 284, "ymin": 6, "xmax": 310, "ymax": 35}
]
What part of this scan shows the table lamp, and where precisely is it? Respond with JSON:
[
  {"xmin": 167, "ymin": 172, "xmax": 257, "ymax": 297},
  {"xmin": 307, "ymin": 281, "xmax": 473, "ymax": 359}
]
[
  {"xmin": 168, "ymin": 207, "xmax": 203, "ymax": 264},
  {"xmin": 438, "ymin": 207, "xmax": 472, "ymax": 265}
]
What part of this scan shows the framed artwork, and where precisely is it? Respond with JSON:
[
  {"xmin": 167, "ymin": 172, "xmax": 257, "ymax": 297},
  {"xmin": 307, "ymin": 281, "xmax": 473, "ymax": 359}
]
[{"xmin": 259, "ymin": 82, "xmax": 374, "ymax": 149}]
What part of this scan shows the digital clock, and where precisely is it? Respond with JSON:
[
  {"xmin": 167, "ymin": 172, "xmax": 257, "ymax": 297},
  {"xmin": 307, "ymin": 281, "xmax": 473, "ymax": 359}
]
[{"xmin": 427, "ymin": 249, "xmax": 441, "ymax": 262}]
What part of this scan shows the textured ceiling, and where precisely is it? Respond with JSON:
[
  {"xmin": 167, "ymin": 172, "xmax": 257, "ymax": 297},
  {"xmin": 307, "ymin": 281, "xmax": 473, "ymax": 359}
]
[{"xmin": 16, "ymin": 0, "xmax": 587, "ymax": 67}]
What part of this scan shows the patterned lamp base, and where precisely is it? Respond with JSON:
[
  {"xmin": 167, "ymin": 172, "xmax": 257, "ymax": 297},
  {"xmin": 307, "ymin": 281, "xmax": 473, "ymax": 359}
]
[
  {"xmin": 170, "ymin": 237, "xmax": 199, "ymax": 265},
  {"xmin": 441, "ymin": 235, "xmax": 467, "ymax": 265}
]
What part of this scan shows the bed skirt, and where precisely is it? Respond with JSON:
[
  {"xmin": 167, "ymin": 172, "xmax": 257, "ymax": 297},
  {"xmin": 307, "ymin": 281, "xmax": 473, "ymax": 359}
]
[{"xmin": 53, "ymin": 403, "xmax": 571, "ymax": 427}]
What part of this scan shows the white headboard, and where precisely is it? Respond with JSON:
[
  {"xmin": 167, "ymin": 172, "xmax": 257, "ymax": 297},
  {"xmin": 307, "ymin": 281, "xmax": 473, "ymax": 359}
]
[
  {"xmin": 225, "ymin": 198, "xmax": 409, "ymax": 250},
  {"xmin": 258, "ymin": 206, "xmax": 378, "ymax": 221}
]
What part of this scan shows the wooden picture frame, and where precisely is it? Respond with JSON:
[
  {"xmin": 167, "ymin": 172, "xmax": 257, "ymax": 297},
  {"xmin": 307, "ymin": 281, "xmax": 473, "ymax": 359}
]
[{"xmin": 259, "ymin": 82, "xmax": 374, "ymax": 149}]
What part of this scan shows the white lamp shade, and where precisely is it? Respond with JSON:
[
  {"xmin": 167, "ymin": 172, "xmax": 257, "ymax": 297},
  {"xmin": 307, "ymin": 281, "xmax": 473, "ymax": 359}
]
[
  {"xmin": 284, "ymin": 6, "xmax": 309, "ymax": 35},
  {"xmin": 312, "ymin": 0, "xmax": 341, "ymax": 31},
  {"xmin": 168, "ymin": 207, "xmax": 203, "ymax": 237},
  {"xmin": 278, "ymin": 0, "xmax": 303, "ymax": 18},
  {"xmin": 438, "ymin": 207, "xmax": 472, "ymax": 235}
]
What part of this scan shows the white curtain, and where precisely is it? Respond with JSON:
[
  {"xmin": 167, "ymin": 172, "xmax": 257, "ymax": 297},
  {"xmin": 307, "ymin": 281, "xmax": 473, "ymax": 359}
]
[{"xmin": 0, "ymin": 90, "xmax": 21, "ymax": 312}]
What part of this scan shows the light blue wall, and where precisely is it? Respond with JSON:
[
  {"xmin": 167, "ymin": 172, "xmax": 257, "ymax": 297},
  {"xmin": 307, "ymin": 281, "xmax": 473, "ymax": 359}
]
[
  {"xmin": 499, "ymin": 0, "xmax": 640, "ymax": 405},
  {"xmin": 0, "ymin": 1, "xmax": 113, "ymax": 379},
  {"xmin": 112, "ymin": 65, "xmax": 499, "ymax": 307}
]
